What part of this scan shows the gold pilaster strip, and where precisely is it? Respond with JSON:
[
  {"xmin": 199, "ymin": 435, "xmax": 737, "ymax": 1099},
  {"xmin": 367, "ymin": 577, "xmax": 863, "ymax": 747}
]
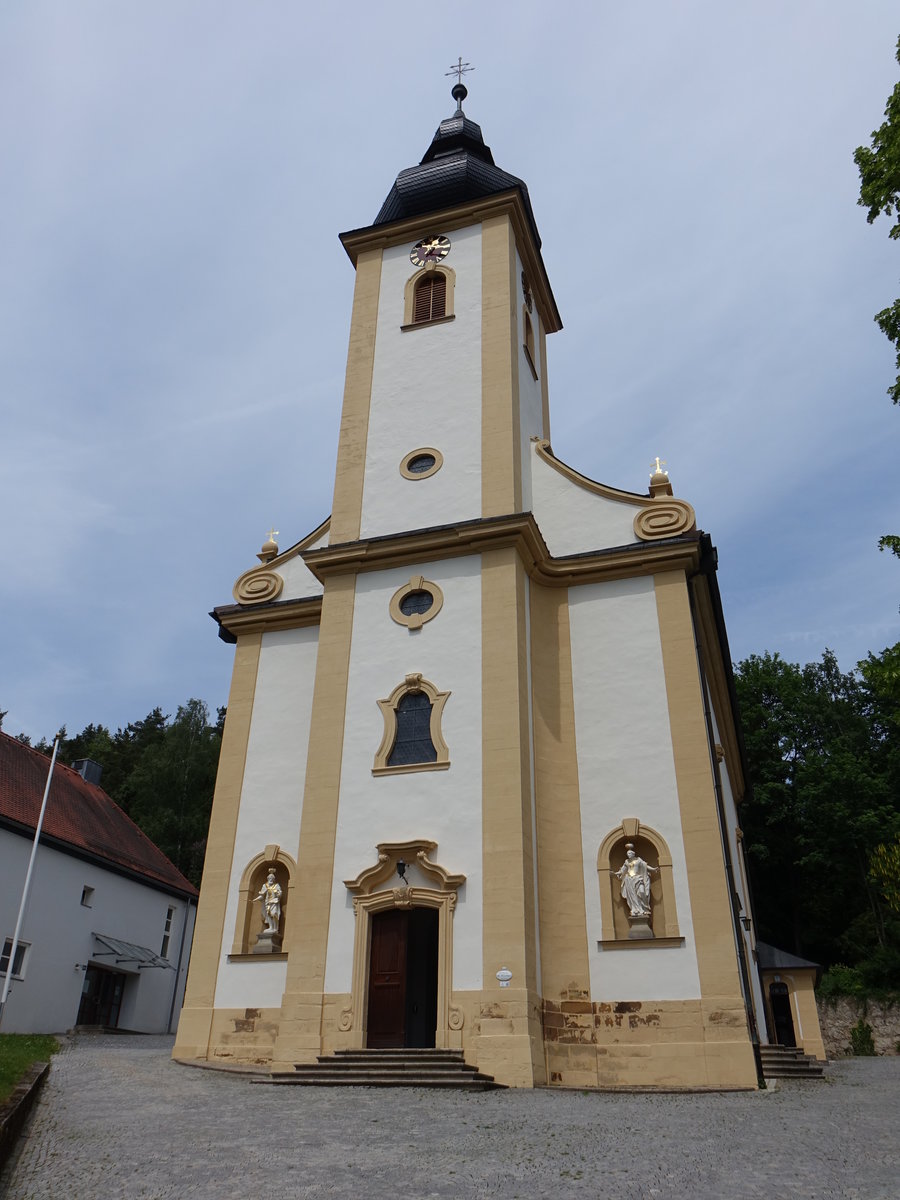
[
  {"xmin": 530, "ymin": 582, "xmax": 590, "ymax": 1004},
  {"xmin": 271, "ymin": 573, "xmax": 357, "ymax": 1065},
  {"xmin": 330, "ymin": 248, "xmax": 383, "ymax": 544},
  {"xmin": 173, "ymin": 632, "xmax": 262, "ymax": 1060},
  {"xmin": 481, "ymin": 215, "xmax": 522, "ymax": 517},
  {"xmin": 653, "ymin": 569, "xmax": 757, "ymax": 1085},
  {"xmin": 478, "ymin": 547, "xmax": 543, "ymax": 1085}
]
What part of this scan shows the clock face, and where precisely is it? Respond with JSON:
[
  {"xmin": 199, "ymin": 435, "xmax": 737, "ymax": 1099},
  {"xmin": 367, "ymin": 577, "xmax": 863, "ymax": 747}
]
[{"xmin": 410, "ymin": 235, "xmax": 450, "ymax": 266}]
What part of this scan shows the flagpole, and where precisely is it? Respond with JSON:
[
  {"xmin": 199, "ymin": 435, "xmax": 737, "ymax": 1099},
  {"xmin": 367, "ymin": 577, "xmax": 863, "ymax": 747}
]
[{"xmin": 0, "ymin": 734, "xmax": 61, "ymax": 1029}]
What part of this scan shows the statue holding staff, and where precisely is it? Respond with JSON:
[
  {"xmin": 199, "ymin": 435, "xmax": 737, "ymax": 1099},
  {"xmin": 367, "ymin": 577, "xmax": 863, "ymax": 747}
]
[{"xmin": 254, "ymin": 870, "xmax": 282, "ymax": 933}]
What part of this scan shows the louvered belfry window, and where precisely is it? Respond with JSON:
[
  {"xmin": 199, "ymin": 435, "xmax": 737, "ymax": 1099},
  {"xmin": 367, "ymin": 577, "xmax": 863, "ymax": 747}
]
[
  {"xmin": 413, "ymin": 273, "xmax": 446, "ymax": 323},
  {"xmin": 387, "ymin": 691, "xmax": 437, "ymax": 766},
  {"xmin": 524, "ymin": 311, "xmax": 535, "ymax": 361}
]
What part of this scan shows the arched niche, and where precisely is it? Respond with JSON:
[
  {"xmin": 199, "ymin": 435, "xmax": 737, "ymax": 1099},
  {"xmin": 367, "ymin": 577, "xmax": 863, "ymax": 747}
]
[
  {"xmin": 230, "ymin": 844, "xmax": 297, "ymax": 955},
  {"xmin": 597, "ymin": 819, "xmax": 680, "ymax": 941}
]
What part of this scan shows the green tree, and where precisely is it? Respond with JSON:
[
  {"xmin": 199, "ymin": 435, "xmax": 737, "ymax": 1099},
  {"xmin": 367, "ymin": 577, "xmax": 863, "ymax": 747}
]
[
  {"xmin": 735, "ymin": 648, "xmax": 900, "ymax": 982},
  {"xmin": 120, "ymin": 700, "xmax": 221, "ymax": 887},
  {"xmin": 855, "ymin": 35, "xmax": 900, "ymax": 561},
  {"xmin": 14, "ymin": 700, "xmax": 221, "ymax": 888},
  {"xmin": 855, "ymin": 35, "xmax": 900, "ymax": 407},
  {"xmin": 870, "ymin": 840, "xmax": 900, "ymax": 914}
]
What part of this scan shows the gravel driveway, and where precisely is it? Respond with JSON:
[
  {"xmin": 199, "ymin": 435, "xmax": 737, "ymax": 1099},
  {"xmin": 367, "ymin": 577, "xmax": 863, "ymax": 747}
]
[{"xmin": 2, "ymin": 1033, "xmax": 896, "ymax": 1199}]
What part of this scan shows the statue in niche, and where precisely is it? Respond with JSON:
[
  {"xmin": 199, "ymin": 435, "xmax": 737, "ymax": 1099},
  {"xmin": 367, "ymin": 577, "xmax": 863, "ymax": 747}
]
[
  {"xmin": 254, "ymin": 870, "xmax": 283, "ymax": 934},
  {"xmin": 615, "ymin": 844, "xmax": 658, "ymax": 919}
]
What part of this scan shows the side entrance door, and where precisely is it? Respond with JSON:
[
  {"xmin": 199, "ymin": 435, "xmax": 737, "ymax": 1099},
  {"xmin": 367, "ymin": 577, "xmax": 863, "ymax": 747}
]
[
  {"xmin": 366, "ymin": 907, "xmax": 438, "ymax": 1049},
  {"xmin": 769, "ymin": 981, "xmax": 797, "ymax": 1047},
  {"xmin": 77, "ymin": 964, "xmax": 126, "ymax": 1028}
]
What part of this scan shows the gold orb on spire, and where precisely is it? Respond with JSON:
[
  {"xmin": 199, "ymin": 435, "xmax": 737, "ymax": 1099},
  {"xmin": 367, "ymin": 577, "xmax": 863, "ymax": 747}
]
[{"xmin": 257, "ymin": 528, "xmax": 279, "ymax": 564}]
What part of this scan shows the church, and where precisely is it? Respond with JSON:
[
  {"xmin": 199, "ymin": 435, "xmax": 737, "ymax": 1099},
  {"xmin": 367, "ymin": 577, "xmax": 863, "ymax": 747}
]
[{"xmin": 173, "ymin": 81, "xmax": 820, "ymax": 1088}]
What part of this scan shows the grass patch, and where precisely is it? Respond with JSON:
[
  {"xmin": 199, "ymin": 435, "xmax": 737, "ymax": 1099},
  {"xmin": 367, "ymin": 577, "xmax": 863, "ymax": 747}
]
[{"xmin": 0, "ymin": 1034, "xmax": 59, "ymax": 1103}]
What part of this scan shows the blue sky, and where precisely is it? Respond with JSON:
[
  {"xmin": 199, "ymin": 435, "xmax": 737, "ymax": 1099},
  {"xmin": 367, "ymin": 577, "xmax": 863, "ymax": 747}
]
[{"xmin": 2, "ymin": 2, "xmax": 898, "ymax": 741}]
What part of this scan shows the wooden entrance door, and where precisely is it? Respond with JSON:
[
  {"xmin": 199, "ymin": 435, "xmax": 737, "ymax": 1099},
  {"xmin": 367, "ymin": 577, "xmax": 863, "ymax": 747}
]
[
  {"xmin": 366, "ymin": 907, "xmax": 439, "ymax": 1049},
  {"xmin": 367, "ymin": 909, "xmax": 407, "ymax": 1048}
]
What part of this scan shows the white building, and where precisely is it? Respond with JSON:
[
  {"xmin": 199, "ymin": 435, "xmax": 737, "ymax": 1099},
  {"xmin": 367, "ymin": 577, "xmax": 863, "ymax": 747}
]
[
  {"xmin": 174, "ymin": 84, "xmax": 822, "ymax": 1087},
  {"xmin": 0, "ymin": 732, "xmax": 197, "ymax": 1034}
]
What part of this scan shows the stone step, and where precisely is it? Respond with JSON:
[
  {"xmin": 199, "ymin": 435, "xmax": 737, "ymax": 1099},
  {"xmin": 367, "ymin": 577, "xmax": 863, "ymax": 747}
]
[
  {"xmin": 331, "ymin": 1048, "xmax": 465, "ymax": 1058},
  {"xmin": 251, "ymin": 1046, "xmax": 501, "ymax": 1089},
  {"xmin": 765, "ymin": 1072, "xmax": 825, "ymax": 1080},
  {"xmin": 760, "ymin": 1047, "xmax": 816, "ymax": 1060},
  {"xmin": 760, "ymin": 1054, "xmax": 815, "ymax": 1066},
  {"xmin": 260, "ymin": 1072, "xmax": 498, "ymax": 1089},
  {"xmin": 759, "ymin": 1045, "xmax": 824, "ymax": 1079},
  {"xmin": 322, "ymin": 1055, "xmax": 468, "ymax": 1068}
]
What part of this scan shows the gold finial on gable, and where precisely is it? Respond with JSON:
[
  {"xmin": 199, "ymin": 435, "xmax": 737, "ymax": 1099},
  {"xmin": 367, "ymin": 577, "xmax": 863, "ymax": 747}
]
[
  {"xmin": 257, "ymin": 529, "xmax": 280, "ymax": 564},
  {"xmin": 649, "ymin": 457, "xmax": 673, "ymax": 498}
]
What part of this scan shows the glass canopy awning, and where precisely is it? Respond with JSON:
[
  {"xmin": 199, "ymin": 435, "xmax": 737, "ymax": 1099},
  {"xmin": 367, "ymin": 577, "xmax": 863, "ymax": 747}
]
[{"xmin": 92, "ymin": 933, "xmax": 173, "ymax": 970}]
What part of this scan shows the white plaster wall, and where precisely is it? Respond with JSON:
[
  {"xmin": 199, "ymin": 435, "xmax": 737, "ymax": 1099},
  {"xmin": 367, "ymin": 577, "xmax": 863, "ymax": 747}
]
[
  {"xmin": 530, "ymin": 442, "xmax": 643, "ymax": 556},
  {"xmin": 515, "ymin": 250, "xmax": 545, "ymax": 514},
  {"xmin": 274, "ymin": 549, "xmax": 325, "ymax": 601},
  {"xmin": 0, "ymin": 830, "xmax": 194, "ymax": 1034},
  {"xmin": 251, "ymin": 525, "xmax": 329, "ymax": 604},
  {"xmin": 214, "ymin": 625, "xmax": 318, "ymax": 1009},
  {"xmin": 568, "ymin": 577, "xmax": 701, "ymax": 1000},
  {"xmin": 359, "ymin": 228, "xmax": 483, "ymax": 539},
  {"xmin": 709, "ymin": 697, "xmax": 768, "ymax": 1034},
  {"xmin": 324, "ymin": 555, "xmax": 483, "ymax": 993}
]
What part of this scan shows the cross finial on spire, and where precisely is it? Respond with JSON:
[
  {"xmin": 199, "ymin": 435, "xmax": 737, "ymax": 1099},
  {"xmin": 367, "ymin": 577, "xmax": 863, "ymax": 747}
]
[
  {"xmin": 445, "ymin": 57, "xmax": 474, "ymax": 114},
  {"xmin": 446, "ymin": 57, "xmax": 474, "ymax": 86}
]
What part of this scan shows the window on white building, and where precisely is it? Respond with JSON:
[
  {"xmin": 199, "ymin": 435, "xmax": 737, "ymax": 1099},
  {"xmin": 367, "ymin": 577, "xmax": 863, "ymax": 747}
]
[
  {"xmin": 81, "ymin": 886, "xmax": 94, "ymax": 907},
  {"xmin": 160, "ymin": 907, "xmax": 175, "ymax": 959},
  {"xmin": 1, "ymin": 938, "xmax": 29, "ymax": 978}
]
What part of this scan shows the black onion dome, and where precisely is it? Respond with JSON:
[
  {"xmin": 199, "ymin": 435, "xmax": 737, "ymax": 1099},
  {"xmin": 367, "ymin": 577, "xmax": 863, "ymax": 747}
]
[{"xmin": 374, "ymin": 92, "xmax": 541, "ymax": 248}]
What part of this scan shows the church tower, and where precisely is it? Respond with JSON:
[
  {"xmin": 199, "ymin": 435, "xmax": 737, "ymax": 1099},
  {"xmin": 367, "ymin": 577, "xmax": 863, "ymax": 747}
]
[{"xmin": 173, "ymin": 81, "xmax": 782, "ymax": 1088}]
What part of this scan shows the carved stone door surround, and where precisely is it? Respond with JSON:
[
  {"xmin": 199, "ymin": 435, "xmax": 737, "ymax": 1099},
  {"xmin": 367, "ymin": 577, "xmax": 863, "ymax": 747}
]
[{"xmin": 342, "ymin": 840, "xmax": 465, "ymax": 1048}]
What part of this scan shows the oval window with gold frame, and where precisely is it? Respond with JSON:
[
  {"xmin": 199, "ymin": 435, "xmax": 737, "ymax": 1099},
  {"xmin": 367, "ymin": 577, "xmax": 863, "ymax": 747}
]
[
  {"xmin": 389, "ymin": 575, "xmax": 444, "ymax": 631},
  {"xmin": 399, "ymin": 447, "xmax": 443, "ymax": 480}
]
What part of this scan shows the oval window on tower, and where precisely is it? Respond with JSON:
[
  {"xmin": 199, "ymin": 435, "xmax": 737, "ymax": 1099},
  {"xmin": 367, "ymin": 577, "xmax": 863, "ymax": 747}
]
[
  {"xmin": 389, "ymin": 576, "xmax": 444, "ymax": 630},
  {"xmin": 400, "ymin": 589, "xmax": 434, "ymax": 617},
  {"xmin": 399, "ymin": 447, "xmax": 443, "ymax": 480}
]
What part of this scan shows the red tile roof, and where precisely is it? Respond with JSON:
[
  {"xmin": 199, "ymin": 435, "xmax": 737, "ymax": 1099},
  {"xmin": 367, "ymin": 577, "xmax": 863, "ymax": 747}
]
[{"xmin": 0, "ymin": 732, "xmax": 198, "ymax": 897}]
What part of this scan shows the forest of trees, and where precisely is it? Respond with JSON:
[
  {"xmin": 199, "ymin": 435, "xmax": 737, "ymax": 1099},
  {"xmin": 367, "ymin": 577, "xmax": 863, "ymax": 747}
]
[
  {"xmin": 734, "ymin": 646, "xmax": 900, "ymax": 990},
  {"xmin": 9, "ymin": 700, "xmax": 223, "ymax": 889}
]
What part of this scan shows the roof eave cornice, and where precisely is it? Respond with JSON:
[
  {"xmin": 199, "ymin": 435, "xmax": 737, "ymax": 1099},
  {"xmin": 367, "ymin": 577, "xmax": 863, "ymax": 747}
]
[
  {"xmin": 212, "ymin": 593, "xmax": 324, "ymax": 639},
  {"xmin": 0, "ymin": 815, "xmax": 198, "ymax": 901},
  {"xmin": 300, "ymin": 512, "xmax": 701, "ymax": 587},
  {"xmin": 339, "ymin": 190, "xmax": 562, "ymax": 334}
]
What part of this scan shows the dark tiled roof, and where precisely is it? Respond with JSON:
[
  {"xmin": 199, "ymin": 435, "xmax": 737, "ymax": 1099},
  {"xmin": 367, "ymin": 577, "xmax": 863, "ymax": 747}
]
[
  {"xmin": 756, "ymin": 941, "xmax": 821, "ymax": 973},
  {"xmin": 0, "ymin": 731, "xmax": 197, "ymax": 897},
  {"xmin": 374, "ymin": 104, "xmax": 542, "ymax": 247}
]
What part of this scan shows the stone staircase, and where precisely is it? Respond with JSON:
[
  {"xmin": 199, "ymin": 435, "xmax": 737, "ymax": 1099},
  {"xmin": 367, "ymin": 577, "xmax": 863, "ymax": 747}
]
[
  {"xmin": 759, "ymin": 1045, "xmax": 825, "ymax": 1080},
  {"xmin": 259, "ymin": 1048, "xmax": 502, "ymax": 1090}
]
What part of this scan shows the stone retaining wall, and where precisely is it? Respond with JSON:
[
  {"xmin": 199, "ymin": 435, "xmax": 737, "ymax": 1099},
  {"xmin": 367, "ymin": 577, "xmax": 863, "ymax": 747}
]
[
  {"xmin": 816, "ymin": 997, "xmax": 900, "ymax": 1058},
  {"xmin": 0, "ymin": 1062, "xmax": 49, "ymax": 1171}
]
